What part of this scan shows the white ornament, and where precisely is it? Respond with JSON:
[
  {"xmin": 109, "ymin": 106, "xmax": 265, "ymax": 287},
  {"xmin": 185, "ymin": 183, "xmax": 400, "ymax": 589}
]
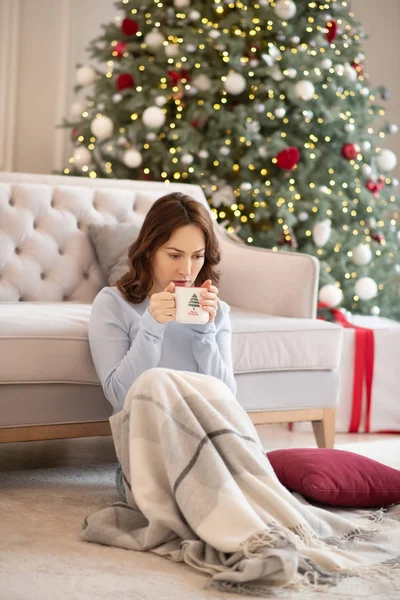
[
  {"xmin": 142, "ymin": 106, "xmax": 166, "ymax": 129},
  {"xmin": 284, "ymin": 68, "xmax": 297, "ymax": 78},
  {"xmin": 198, "ymin": 150, "xmax": 209, "ymax": 159},
  {"xmin": 360, "ymin": 87, "xmax": 369, "ymax": 96},
  {"xmin": 295, "ymin": 80, "xmax": 315, "ymax": 101},
  {"xmin": 192, "ymin": 74, "xmax": 211, "ymax": 92},
  {"xmin": 189, "ymin": 10, "xmax": 201, "ymax": 20},
  {"xmin": 117, "ymin": 136, "xmax": 127, "ymax": 145},
  {"xmin": 361, "ymin": 140, "xmax": 371, "ymax": 152},
  {"xmin": 298, "ymin": 211, "xmax": 309, "ymax": 222},
  {"xmin": 390, "ymin": 124, "xmax": 398, "ymax": 135},
  {"xmin": 362, "ymin": 164, "xmax": 372, "ymax": 177},
  {"xmin": 73, "ymin": 146, "xmax": 91, "ymax": 166},
  {"xmin": 76, "ymin": 65, "xmax": 96, "ymax": 86},
  {"xmin": 320, "ymin": 58, "xmax": 333, "ymax": 69},
  {"xmin": 174, "ymin": 0, "xmax": 190, "ymax": 8},
  {"xmin": 319, "ymin": 284, "xmax": 343, "ymax": 308},
  {"xmin": 271, "ymin": 67, "xmax": 284, "ymax": 82},
  {"xmin": 258, "ymin": 146, "xmax": 268, "ymax": 158},
  {"xmin": 70, "ymin": 101, "xmax": 86, "ymax": 119},
  {"xmin": 392, "ymin": 178, "xmax": 399, "ymax": 187},
  {"xmin": 344, "ymin": 62, "xmax": 357, "ymax": 81},
  {"xmin": 90, "ymin": 115, "xmax": 114, "ymax": 139},
  {"xmin": 334, "ymin": 64, "xmax": 345, "ymax": 76},
  {"xmin": 155, "ymin": 95, "xmax": 168, "ymax": 106},
  {"xmin": 209, "ymin": 29, "xmax": 221, "ymax": 39},
  {"xmin": 219, "ymin": 146, "xmax": 230, "ymax": 156},
  {"xmin": 312, "ymin": 219, "xmax": 332, "ymax": 247},
  {"xmin": 224, "ymin": 72, "xmax": 246, "ymax": 95},
  {"xmin": 250, "ymin": 59, "xmax": 259, "ymax": 68},
  {"xmin": 291, "ymin": 36, "xmax": 300, "ymax": 44},
  {"xmin": 376, "ymin": 149, "xmax": 397, "ymax": 172},
  {"xmin": 303, "ymin": 109, "xmax": 314, "ymax": 120},
  {"xmin": 186, "ymin": 44, "xmax": 197, "ymax": 53},
  {"xmin": 255, "ymin": 103, "xmax": 265, "ymax": 113},
  {"xmin": 165, "ymin": 44, "xmax": 180, "ymax": 58},
  {"xmin": 123, "ymin": 148, "xmax": 142, "ymax": 168},
  {"xmin": 371, "ymin": 306, "xmax": 380, "ymax": 316},
  {"xmin": 247, "ymin": 121, "xmax": 260, "ymax": 133},
  {"xmin": 112, "ymin": 93, "xmax": 123, "ymax": 104},
  {"xmin": 262, "ymin": 47, "xmax": 281, "ymax": 67},
  {"xmin": 368, "ymin": 217, "xmax": 377, "ymax": 229},
  {"xmin": 211, "ymin": 185, "xmax": 234, "ymax": 207},
  {"xmin": 355, "ymin": 277, "xmax": 378, "ymax": 300},
  {"xmin": 274, "ymin": 107, "xmax": 286, "ymax": 118},
  {"xmin": 345, "ymin": 123, "xmax": 355, "ymax": 133},
  {"xmin": 352, "ymin": 244, "xmax": 372, "ymax": 266},
  {"xmin": 240, "ymin": 182, "xmax": 252, "ymax": 191},
  {"xmin": 146, "ymin": 132, "xmax": 157, "ymax": 142},
  {"xmin": 181, "ymin": 153, "xmax": 194, "ymax": 165},
  {"xmin": 274, "ymin": 0, "xmax": 297, "ymax": 20},
  {"xmin": 144, "ymin": 29, "xmax": 165, "ymax": 50}
]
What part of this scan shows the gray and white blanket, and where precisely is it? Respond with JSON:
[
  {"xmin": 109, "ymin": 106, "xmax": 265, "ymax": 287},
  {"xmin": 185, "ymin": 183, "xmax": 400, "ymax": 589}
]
[{"xmin": 81, "ymin": 368, "xmax": 400, "ymax": 596}]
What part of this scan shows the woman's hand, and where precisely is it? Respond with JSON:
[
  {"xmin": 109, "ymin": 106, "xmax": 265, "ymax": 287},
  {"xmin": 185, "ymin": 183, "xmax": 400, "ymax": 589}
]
[
  {"xmin": 199, "ymin": 279, "xmax": 219, "ymax": 323},
  {"xmin": 148, "ymin": 282, "xmax": 176, "ymax": 324}
]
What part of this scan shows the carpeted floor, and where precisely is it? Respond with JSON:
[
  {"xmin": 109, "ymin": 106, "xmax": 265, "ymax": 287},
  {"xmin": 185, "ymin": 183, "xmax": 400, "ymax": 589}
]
[{"xmin": 1, "ymin": 438, "xmax": 400, "ymax": 600}]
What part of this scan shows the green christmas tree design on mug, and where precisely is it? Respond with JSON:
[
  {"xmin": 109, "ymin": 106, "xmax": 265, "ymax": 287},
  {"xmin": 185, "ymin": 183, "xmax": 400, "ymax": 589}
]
[{"xmin": 188, "ymin": 294, "xmax": 200, "ymax": 314}]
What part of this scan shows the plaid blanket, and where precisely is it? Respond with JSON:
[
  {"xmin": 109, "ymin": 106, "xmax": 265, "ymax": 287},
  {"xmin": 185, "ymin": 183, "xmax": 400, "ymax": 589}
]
[{"xmin": 81, "ymin": 368, "xmax": 400, "ymax": 595}]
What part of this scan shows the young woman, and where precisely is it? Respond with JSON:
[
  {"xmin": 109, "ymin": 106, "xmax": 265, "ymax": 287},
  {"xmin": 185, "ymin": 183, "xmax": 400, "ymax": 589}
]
[{"xmin": 88, "ymin": 192, "xmax": 237, "ymax": 500}]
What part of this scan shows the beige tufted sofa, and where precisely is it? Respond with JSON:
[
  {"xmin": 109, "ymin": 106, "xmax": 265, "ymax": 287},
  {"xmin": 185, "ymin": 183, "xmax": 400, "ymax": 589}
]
[{"xmin": 0, "ymin": 172, "xmax": 343, "ymax": 448}]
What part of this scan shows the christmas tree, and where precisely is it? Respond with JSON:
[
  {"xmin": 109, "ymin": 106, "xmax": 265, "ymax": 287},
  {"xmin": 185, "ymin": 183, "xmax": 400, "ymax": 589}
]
[{"xmin": 59, "ymin": 0, "xmax": 400, "ymax": 320}]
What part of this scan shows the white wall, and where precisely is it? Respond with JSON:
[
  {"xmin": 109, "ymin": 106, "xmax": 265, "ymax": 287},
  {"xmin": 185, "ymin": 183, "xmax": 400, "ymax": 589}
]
[{"xmin": 1, "ymin": 0, "xmax": 399, "ymax": 177}]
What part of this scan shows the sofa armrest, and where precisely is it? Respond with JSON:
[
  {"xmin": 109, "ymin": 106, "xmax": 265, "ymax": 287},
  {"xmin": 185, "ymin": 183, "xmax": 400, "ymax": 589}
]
[{"xmin": 216, "ymin": 227, "xmax": 319, "ymax": 319}]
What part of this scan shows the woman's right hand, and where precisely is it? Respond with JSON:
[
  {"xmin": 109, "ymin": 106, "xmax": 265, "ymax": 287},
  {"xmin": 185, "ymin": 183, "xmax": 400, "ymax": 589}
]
[{"xmin": 148, "ymin": 282, "xmax": 176, "ymax": 324}]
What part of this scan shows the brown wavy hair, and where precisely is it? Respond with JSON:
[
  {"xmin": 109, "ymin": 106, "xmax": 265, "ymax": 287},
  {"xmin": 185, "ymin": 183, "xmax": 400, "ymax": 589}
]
[{"xmin": 113, "ymin": 192, "xmax": 221, "ymax": 304}]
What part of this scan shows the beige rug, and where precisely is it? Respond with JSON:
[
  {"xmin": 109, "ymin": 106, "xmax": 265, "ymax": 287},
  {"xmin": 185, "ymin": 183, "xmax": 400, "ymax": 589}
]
[{"xmin": 1, "ymin": 439, "xmax": 400, "ymax": 600}]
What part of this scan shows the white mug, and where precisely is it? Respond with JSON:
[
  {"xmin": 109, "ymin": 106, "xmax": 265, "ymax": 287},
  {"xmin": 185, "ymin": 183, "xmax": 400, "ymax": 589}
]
[{"xmin": 173, "ymin": 286, "xmax": 209, "ymax": 324}]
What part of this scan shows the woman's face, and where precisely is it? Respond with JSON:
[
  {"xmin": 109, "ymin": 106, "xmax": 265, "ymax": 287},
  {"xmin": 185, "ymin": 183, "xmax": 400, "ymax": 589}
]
[{"xmin": 149, "ymin": 224, "xmax": 206, "ymax": 294}]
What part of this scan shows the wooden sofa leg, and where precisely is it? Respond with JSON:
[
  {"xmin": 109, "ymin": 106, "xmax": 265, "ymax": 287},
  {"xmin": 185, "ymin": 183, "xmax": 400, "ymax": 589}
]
[{"xmin": 311, "ymin": 408, "xmax": 336, "ymax": 449}]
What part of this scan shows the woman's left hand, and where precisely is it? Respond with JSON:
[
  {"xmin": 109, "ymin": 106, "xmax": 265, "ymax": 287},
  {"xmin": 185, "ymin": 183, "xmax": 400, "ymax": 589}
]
[{"xmin": 199, "ymin": 279, "xmax": 219, "ymax": 323}]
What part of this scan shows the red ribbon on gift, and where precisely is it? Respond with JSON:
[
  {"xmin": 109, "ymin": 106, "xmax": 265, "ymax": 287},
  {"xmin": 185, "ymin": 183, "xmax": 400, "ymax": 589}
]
[
  {"xmin": 288, "ymin": 304, "xmax": 375, "ymax": 434},
  {"xmin": 325, "ymin": 305, "xmax": 375, "ymax": 433}
]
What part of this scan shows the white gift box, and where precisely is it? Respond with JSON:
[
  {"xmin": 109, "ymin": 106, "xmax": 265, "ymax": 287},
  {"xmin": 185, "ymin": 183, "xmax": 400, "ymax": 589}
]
[{"xmin": 291, "ymin": 316, "xmax": 400, "ymax": 434}]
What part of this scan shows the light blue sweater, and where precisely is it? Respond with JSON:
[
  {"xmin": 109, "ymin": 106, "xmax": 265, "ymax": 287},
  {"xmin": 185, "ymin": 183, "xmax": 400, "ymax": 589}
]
[{"xmin": 88, "ymin": 286, "xmax": 237, "ymax": 415}]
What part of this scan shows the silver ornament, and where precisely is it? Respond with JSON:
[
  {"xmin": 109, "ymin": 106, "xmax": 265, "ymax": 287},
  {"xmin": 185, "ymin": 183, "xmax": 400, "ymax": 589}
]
[
  {"xmin": 274, "ymin": 107, "xmax": 286, "ymax": 118},
  {"xmin": 298, "ymin": 211, "xmax": 309, "ymax": 222},
  {"xmin": 219, "ymin": 146, "xmax": 230, "ymax": 156}
]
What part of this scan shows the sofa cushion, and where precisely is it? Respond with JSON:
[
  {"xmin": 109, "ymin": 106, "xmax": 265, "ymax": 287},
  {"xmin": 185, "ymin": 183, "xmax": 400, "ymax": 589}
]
[
  {"xmin": 88, "ymin": 217, "xmax": 145, "ymax": 285},
  {"xmin": 0, "ymin": 303, "xmax": 342, "ymax": 386},
  {"xmin": 230, "ymin": 307, "xmax": 342, "ymax": 372}
]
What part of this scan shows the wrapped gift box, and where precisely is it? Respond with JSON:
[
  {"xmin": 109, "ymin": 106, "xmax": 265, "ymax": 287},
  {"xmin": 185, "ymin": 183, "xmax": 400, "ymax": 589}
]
[{"xmin": 290, "ymin": 315, "xmax": 400, "ymax": 434}]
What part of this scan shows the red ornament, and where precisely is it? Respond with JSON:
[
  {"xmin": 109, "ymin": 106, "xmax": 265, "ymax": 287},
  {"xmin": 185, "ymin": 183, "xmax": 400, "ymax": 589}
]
[
  {"xmin": 275, "ymin": 147, "xmax": 300, "ymax": 170},
  {"xmin": 341, "ymin": 143, "xmax": 360, "ymax": 160},
  {"xmin": 367, "ymin": 176, "xmax": 385, "ymax": 197},
  {"xmin": 168, "ymin": 69, "xmax": 190, "ymax": 85},
  {"xmin": 121, "ymin": 18, "xmax": 139, "ymax": 36},
  {"xmin": 351, "ymin": 61, "xmax": 364, "ymax": 77},
  {"xmin": 70, "ymin": 128, "xmax": 79, "ymax": 141},
  {"xmin": 278, "ymin": 230, "xmax": 299, "ymax": 249},
  {"xmin": 326, "ymin": 20, "xmax": 338, "ymax": 43},
  {"xmin": 372, "ymin": 232, "xmax": 384, "ymax": 244},
  {"xmin": 113, "ymin": 41, "xmax": 127, "ymax": 58},
  {"xmin": 117, "ymin": 73, "xmax": 135, "ymax": 91}
]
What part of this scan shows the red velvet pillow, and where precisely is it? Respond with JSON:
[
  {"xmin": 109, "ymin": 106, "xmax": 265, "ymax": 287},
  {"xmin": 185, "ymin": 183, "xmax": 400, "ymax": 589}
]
[{"xmin": 266, "ymin": 448, "xmax": 400, "ymax": 507}]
